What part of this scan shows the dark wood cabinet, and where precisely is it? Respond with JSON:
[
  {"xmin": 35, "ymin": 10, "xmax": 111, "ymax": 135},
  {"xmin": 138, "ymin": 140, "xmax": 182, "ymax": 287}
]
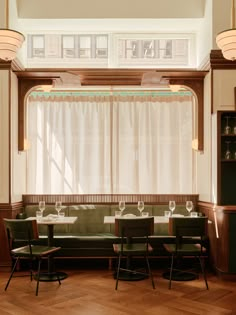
[{"xmin": 213, "ymin": 110, "xmax": 236, "ymax": 205}]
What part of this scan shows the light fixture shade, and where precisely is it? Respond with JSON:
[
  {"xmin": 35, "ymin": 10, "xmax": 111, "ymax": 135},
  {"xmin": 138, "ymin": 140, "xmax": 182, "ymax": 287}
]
[
  {"xmin": 0, "ymin": 29, "xmax": 25, "ymax": 61},
  {"xmin": 216, "ymin": 28, "xmax": 236, "ymax": 61}
]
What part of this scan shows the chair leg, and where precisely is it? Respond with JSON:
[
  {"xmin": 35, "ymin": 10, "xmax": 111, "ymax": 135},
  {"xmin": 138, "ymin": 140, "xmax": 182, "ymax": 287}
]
[
  {"xmin": 5, "ymin": 257, "xmax": 19, "ymax": 291},
  {"xmin": 57, "ymin": 272, "xmax": 61, "ymax": 286},
  {"xmin": 145, "ymin": 256, "xmax": 155, "ymax": 289},
  {"xmin": 198, "ymin": 256, "xmax": 209, "ymax": 290},
  {"xmin": 36, "ymin": 259, "xmax": 41, "ymax": 296},
  {"xmin": 169, "ymin": 254, "xmax": 174, "ymax": 290},
  {"xmin": 115, "ymin": 254, "xmax": 121, "ymax": 290}
]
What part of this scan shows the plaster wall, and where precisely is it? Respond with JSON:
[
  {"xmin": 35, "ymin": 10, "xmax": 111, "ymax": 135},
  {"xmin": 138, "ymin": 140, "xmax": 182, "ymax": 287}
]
[{"xmin": 0, "ymin": 70, "xmax": 9, "ymax": 203}]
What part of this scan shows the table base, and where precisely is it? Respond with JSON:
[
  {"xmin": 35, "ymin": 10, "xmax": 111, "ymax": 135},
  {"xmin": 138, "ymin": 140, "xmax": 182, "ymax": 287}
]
[
  {"xmin": 114, "ymin": 270, "xmax": 148, "ymax": 281},
  {"xmin": 34, "ymin": 271, "xmax": 68, "ymax": 282},
  {"xmin": 162, "ymin": 270, "xmax": 197, "ymax": 281}
]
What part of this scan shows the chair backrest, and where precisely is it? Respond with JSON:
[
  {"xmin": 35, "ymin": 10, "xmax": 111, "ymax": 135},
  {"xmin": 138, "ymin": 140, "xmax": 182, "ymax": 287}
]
[
  {"xmin": 4, "ymin": 219, "xmax": 39, "ymax": 244},
  {"xmin": 115, "ymin": 217, "xmax": 154, "ymax": 238},
  {"xmin": 168, "ymin": 217, "xmax": 208, "ymax": 238}
]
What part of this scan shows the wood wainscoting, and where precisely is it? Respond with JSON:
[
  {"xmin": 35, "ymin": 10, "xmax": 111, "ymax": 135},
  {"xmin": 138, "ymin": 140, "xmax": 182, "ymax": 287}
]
[
  {"xmin": 0, "ymin": 201, "xmax": 23, "ymax": 267},
  {"xmin": 22, "ymin": 194, "xmax": 199, "ymax": 206},
  {"xmin": 199, "ymin": 201, "xmax": 236, "ymax": 279}
]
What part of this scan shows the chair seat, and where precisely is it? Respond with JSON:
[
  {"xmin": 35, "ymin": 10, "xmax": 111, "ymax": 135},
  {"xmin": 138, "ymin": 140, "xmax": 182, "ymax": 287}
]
[
  {"xmin": 164, "ymin": 243, "xmax": 207, "ymax": 255},
  {"xmin": 12, "ymin": 245, "xmax": 61, "ymax": 257},
  {"xmin": 113, "ymin": 243, "xmax": 153, "ymax": 255}
]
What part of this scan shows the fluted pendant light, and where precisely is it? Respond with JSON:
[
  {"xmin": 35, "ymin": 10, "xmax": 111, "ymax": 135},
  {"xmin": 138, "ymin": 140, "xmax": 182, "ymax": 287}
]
[
  {"xmin": 216, "ymin": 0, "xmax": 236, "ymax": 61},
  {"xmin": 0, "ymin": 0, "xmax": 24, "ymax": 61}
]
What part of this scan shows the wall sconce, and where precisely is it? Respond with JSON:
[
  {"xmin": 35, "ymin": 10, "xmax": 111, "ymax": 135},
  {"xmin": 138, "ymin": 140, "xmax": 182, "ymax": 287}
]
[
  {"xmin": 41, "ymin": 85, "xmax": 53, "ymax": 92},
  {"xmin": 23, "ymin": 139, "xmax": 30, "ymax": 151},
  {"xmin": 169, "ymin": 85, "xmax": 181, "ymax": 92},
  {"xmin": 0, "ymin": 0, "xmax": 25, "ymax": 61},
  {"xmin": 192, "ymin": 138, "xmax": 199, "ymax": 151}
]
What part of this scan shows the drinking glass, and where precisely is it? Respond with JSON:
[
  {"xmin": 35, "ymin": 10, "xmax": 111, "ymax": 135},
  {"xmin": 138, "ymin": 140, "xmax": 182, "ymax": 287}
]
[
  {"xmin": 119, "ymin": 201, "xmax": 125, "ymax": 215},
  {"xmin": 225, "ymin": 141, "xmax": 231, "ymax": 160},
  {"xmin": 138, "ymin": 201, "xmax": 144, "ymax": 216},
  {"xmin": 169, "ymin": 200, "xmax": 176, "ymax": 215},
  {"xmin": 38, "ymin": 201, "xmax": 45, "ymax": 216},
  {"xmin": 55, "ymin": 201, "xmax": 62, "ymax": 217},
  {"xmin": 224, "ymin": 116, "xmax": 231, "ymax": 135},
  {"xmin": 186, "ymin": 200, "xmax": 193, "ymax": 215},
  {"xmin": 233, "ymin": 117, "xmax": 236, "ymax": 135}
]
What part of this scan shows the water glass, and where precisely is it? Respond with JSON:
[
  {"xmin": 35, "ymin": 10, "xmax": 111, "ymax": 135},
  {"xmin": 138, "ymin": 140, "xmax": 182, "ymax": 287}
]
[
  {"xmin": 58, "ymin": 211, "xmax": 65, "ymax": 219},
  {"xmin": 190, "ymin": 211, "xmax": 198, "ymax": 217},
  {"xmin": 115, "ymin": 210, "xmax": 122, "ymax": 217},
  {"xmin": 36, "ymin": 210, "xmax": 42, "ymax": 221},
  {"xmin": 164, "ymin": 210, "xmax": 171, "ymax": 218},
  {"xmin": 141, "ymin": 211, "xmax": 149, "ymax": 217}
]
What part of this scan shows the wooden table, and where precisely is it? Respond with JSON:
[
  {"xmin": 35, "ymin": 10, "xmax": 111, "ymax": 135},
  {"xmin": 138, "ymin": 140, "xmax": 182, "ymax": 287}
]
[{"xmin": 27, "ymin": 216, "xmax": 77, "ymax": 281}]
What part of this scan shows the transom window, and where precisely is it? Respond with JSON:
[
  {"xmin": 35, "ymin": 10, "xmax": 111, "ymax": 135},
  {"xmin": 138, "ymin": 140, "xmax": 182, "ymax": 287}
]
[{"xmin": 26, "ymin": 33, "xmax": 195, "ymax": 68}]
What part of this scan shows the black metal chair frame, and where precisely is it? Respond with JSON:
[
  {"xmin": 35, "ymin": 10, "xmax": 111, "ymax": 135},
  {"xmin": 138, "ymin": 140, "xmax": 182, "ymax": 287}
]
[
  {"xmin": 164, "ymin": 217, "xmax": 209, "ymax": 290},
  {"xmin": 113, "ymin": 217, "xmax": 155, "ymax": 290},
  {"xmin": 4, "ymin": 219, "xmax": 61, "ymax": 296}
]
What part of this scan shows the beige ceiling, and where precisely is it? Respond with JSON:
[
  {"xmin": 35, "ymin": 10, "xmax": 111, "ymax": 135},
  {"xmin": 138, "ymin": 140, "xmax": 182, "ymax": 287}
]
[{"xmin": 16, "ymin": 0, "xmax": 206, "ymax": 19}]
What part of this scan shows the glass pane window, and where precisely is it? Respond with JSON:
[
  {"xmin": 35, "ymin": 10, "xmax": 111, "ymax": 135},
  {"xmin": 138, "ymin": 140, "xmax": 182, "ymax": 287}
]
[
  {"xmin": 62, "ymin": 36, "xmax": 75, "ymax": 58},
  {"xmin": 143, "ymin": 40, "xmax": 155, "ymax": 58},
  {"xmin": 32, "ymin": 35, "xmax": 44, "ymax": 57},
  {"xmin": 95, "ymin": 35, "xmax": 108, "ymax": 58},
  {"xmin": 79, "ymin": 36, "xmax": 91, "ymax": 58}
]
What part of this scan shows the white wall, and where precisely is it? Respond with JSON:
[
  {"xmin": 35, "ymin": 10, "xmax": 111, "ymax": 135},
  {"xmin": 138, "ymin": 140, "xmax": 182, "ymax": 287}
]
[
  {"xmin": 11, "ymin": 72, "xmax": 26, "ymax": 202},
  {"xmin": 213, "ymin": 70, "xmax": 236, "ymax": 112},
  {"xmin": 197, "ymin": 71, "xmax": 212, "ymax": 202},
  {"xmin": 197, "ymin": 0, "xmax": 212, "ymax": 67},
  {"xmin": 0, "ymin": 70, "xmax": 9, "ymax": 203}
]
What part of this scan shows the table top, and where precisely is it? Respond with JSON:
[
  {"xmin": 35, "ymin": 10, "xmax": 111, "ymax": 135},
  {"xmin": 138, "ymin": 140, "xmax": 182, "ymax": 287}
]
[
  {"xmin": 104, "ymin": 215, "xmax": 211, "ymax": 224},
  {"xmin": 104, "ymin": 215, "xmax": 170, "ymax": 224},
  {"xmin": 27, "ymin": 216, "xmax": 78, "ymax": 225}
]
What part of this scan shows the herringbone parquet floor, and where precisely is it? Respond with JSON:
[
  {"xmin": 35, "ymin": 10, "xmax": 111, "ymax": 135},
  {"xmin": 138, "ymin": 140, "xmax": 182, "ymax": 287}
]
[{"xmin": 0, "ymin": 260, "xmax": 236, "ymax": 315}]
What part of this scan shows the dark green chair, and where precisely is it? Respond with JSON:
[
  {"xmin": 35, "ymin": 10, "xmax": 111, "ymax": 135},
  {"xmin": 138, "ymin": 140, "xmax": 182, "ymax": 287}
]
[
  {"xmin": 113, "ymin": 217, "xmax": 155, "ymax": 290},
  {"xmin": 4, "ymin": 219, "xmax": 61, "ymax": 296},
  {"xmin": 163, "ymin": 217, "xmax": 209, "ymax": 290}
]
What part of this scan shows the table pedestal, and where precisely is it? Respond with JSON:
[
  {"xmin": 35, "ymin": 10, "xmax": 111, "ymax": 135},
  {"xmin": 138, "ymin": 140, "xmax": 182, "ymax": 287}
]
[
  {"xmin": 35, "ymin": 271, "xmax": 68, "ymax": 282},
  {"xmin": 114, "ymin": 270, "xmax": 147, "ymax": 281},
  {"xmin": 162, "ymin": 270, "xmax": 197, "ymax": 281}
]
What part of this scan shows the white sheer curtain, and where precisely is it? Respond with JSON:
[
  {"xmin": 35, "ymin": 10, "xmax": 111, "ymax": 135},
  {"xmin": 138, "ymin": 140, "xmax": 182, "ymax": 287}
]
[
  {"xmin": 26, "ymin": 93, "xmax": 193, "ymax": 194},
  {"xmin": 112, "ymin": 95, "xmax": 193, "ymax": 193},
  {"xmin": 27, "ymin": 95, "xmax": 112, "ymax": 193}
]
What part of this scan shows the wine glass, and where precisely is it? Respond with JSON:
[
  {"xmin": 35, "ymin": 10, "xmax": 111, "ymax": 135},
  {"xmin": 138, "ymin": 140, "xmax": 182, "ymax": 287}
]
[
  {"xmin": 225, "ymin": 141, "xmax": 231, "ymax": 160},
  {"xmin": 186, "ymin": 200, "xmax": 193, "ymax": 215},
  {"xmin": 224, "ymin": 116, "xmax": 231, "ymax": 135},
  {"xmin": 55, "ymin": 201, "xmax": 62, "ymax": 217},
  {"xmin": 233, "ymin": 117, "xmax": 236, "ymax": 135},
  {"xmin": 138, "ymin": 201, "xmax": 144, "ymax": 216},
  {"xmin": 119, "ymin": 201, "xmax": 125, "ymax": 215},
  {"xmin": 38, "ymin": 201, "xmax": 45, "ymax": 216},
  {"xmin": 169, "ymin": 200, "xmax": 176, "ymax": 215}
]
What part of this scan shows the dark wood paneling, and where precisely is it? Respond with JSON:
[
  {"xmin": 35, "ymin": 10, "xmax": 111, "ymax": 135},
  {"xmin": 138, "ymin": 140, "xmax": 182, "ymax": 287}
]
[
  {"xmin": 0, "ymin": 202, "xmax": 24, "ymax": 267},
  {"xmin": 198, "ymin": 201, "xmax": 236, "ymax": 276},
  {"xmin": 22, "ymin": 194, "xmax": 199, "ymax": 206},
  {"xmin": 210, "ymin": 49, "xmax": 236, "ymax": 69}
]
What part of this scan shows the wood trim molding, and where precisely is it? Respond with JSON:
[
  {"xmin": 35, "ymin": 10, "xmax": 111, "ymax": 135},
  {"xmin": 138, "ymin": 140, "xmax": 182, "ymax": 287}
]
[
  {"xmin": 18, "ymin": 78, "xmax": 54, "ymax": 151},
  {"xmin": 210, "ymin": 49, "xmax": 236, "ymax": 69},
  {"xmin": 22, "ymin": 194, "xmax": 199, "ymax": 205},
  {"xmin": 16, "ymin": 69, "xmax": 207, "ymax": 151}
]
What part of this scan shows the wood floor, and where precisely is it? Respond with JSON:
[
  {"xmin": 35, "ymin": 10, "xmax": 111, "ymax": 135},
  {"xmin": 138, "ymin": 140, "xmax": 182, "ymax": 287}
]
[{"xmin": 0, "ymin": 261, "xmax": 236, "ymax": 315}]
